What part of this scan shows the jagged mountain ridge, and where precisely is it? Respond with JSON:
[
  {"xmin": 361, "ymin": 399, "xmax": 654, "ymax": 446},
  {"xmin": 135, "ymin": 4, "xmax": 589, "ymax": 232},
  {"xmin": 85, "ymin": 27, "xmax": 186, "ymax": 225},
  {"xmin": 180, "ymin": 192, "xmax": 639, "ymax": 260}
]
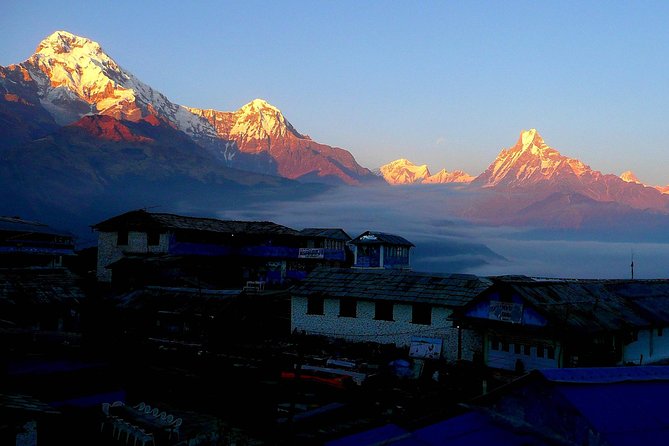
[
  {"xmin": 470, "ymin": 129, "xmax": 669, "ymax": 211},
  {"xmin": 0, "ymin": 30, "xmax": 374, "ymax": 185},
  {"xmin": 378, "ymin": 158, "xmax": 473, "ymax": 185},
  {"xmin": 188, "ymin": 99, "xmax": 376, "ymax": 184}
]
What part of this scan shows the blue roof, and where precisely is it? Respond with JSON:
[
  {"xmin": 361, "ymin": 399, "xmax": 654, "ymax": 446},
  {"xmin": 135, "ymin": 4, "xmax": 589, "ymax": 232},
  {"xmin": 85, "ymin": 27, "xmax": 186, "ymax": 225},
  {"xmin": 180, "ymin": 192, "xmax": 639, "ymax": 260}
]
[
  {"xmin": 538, "ymin": 366, "xmax": 669, "ymax": 383},
  {"xmin": 326, "ymin": 412, "xmax": 552, "ymax": 446},
  {"xmin": 554, "ymin": 380, "xmax": 669, "ymax": 446}
]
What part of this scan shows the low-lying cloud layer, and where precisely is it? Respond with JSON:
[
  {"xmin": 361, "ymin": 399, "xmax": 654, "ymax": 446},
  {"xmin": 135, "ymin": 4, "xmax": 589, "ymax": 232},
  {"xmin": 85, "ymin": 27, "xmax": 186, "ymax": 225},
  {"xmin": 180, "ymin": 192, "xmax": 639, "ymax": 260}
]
[{"xmin": 203, "ymin": 184, "xmax": 669, "ymax": 279}]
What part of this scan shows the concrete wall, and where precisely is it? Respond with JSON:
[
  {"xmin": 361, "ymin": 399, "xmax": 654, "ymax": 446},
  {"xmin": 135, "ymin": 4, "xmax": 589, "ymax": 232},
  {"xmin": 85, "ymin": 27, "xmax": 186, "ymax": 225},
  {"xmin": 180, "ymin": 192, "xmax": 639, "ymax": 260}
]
[
  {"xmin": 96, "ymin": 231, "xmax": 169, "ymax": 282},
  {"xmin": 623, "ymin": 328, "xmax": 669, "ymax": 365},
  {"xmin": 292, "ymin": 296, "xmax": 473, "ymax": 362}
]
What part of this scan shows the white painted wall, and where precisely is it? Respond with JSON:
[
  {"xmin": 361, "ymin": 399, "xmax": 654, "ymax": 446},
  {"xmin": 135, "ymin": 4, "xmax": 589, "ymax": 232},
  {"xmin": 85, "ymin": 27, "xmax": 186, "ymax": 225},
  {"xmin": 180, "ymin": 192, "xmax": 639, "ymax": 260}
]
[
  {"xmin": 485, "ymin": 336, "xmax": 560, "ymax": 371},
  {"xmin": 96, "ymin": 231, "xmax": 169, "ymax": 282},
  {"xmin": 623, "ymin": 328, "xmax": 669, "ymax": 365},
  {"xmin": 291, "ymin": 296, "xmax": 474, "ymax": 362}
]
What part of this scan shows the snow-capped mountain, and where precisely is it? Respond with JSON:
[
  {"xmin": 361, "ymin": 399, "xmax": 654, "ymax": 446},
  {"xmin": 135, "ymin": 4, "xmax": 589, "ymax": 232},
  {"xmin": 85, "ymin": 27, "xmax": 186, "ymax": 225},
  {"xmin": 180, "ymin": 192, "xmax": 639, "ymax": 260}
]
[
  {"xmin": 188, "ymin": 99, "xmax": 376, "ymax": 184},
  {"xmin": 378, "ymin": 159, "xmax": 431, "ymax": 184},
  {"xmin": 2, "ymin": 31, "xmax": 219, "ymax": 141},
  {"xmin": 620, "ymin": 171, "xmax": 642, "ymax": 184},
  {"xmin": 422, "ymin": 169, "xmax": 474, "ymax": 184},
  {"xmin": 378, "ymin": 158, "xmax": 473, "ymax": 185},
  {"xmin": 0, "ymin": 31, "xmax": 375, "ymax": 184},
  {"xmin": 470, "ymin": 129, "xmax": 668, "ymax": 211}
]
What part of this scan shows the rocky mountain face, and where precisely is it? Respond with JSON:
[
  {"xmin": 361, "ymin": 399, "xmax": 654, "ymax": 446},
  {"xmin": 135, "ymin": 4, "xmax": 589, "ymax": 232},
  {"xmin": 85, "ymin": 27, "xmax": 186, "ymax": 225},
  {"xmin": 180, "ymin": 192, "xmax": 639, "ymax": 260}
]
[
  {"xmin": 378, "ymin": 158, "xmax": 473, "ymax": 185},
  {"xmin": 0, "ymin": 31, "xmax": 374, "ymax": 185},
  {"xmin": 470, "ymin": 129, "xmax": 669, "ymax": 212},
  {"xmin": 188, "ymin": 99, "xmax": 376, "ymax": 184}
]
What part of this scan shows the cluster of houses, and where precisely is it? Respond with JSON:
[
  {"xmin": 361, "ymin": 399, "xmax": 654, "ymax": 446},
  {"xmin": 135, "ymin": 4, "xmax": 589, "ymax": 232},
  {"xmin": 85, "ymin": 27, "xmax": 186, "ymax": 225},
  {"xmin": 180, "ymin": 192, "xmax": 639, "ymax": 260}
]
[{"xmin": 4, "ymin": 208, "xmax": 669, "ymax": 444}]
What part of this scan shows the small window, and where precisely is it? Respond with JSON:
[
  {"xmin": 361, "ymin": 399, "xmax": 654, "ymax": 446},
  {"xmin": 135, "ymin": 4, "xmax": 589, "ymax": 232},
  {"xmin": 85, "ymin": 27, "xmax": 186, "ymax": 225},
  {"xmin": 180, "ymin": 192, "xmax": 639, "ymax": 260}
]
[
  {"xmin": 411, "ymin": 303, "xmax": 432, "ymax": 325},
  {"xmin": 147, "ymin": 231, "xmax": 160, "ymax": 246},
  {"xmin": 117, "ymin": 230, "xmax": 128, "ymax": 246},
  {"xmin": 537, "ymin": 345, "xmax": 545, "ymax": 358},
  {"xmin": 339, "ymin": 299, "xmax": 357, "ymax": 318},
  {"xmin": 501, "ymin": 341, "xmax": 509, "ymax": 352},
  {"xmin": 514, "ymin": 344, "xmax": 521, "ymax": 354},
  {"xmin": 375, "ymin": 301, "xmax": 394, "ymax": 321},
  {"xmin": 524, "ymin": 345, "xmax": 531, "ymax": 355},
  {"xmin": 547, "ymin": 346, "xmax": 555, "ymax": 360},
  {"xmin": 659, "ymin": 328, "xmax": 664, "ymax": 337},
  {"xmin": 490, "ymin": 337, "xmax": 500, "ymax": 351},
  {"xmin": 307, "ymin": 295, "xmax": 324, "ymax": 315}
]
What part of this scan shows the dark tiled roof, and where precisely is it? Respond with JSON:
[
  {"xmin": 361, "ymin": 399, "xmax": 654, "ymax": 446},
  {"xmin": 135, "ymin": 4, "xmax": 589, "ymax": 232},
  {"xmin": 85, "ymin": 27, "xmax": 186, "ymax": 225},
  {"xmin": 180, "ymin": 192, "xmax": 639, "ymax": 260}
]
[
  {"xmin": 0, "ymin": 216, "xmax": 73, "ymax": 238},
  {"xmin": 291, "ymin": 267, "xmax": 491, "ymax": 307},
  {"xmin": 0, "ymin": 268, "xmax": 84, "ymax": 307},
  {"xmin": 92, "ymin": 209, "xmax": 300, "ymax": 236},
  {"xmin": 116, "ymin": 286, "xmax": 241, "ymax": 314},
  {"xmin": 350, "ymin": 231, "xmax": 414, "ymax": 247},
  {"xmin": 300, "ymin": 228, "xmax": 352, "ymax": 241},
  {"xmin": 487, "ymin": 278, "xmax": 669, "ymax": 332}
]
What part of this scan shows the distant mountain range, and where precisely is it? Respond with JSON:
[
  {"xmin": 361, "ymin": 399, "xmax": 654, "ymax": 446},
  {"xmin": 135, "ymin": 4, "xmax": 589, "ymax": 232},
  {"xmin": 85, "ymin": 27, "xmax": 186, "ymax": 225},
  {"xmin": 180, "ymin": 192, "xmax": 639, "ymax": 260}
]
[
  {"xmin": 2, "ymin": 30, "xmax": 669, "ymax": 236},
  {"xmin": 0, "ymin": 30, "xmax": 376, "ymax": 186}
]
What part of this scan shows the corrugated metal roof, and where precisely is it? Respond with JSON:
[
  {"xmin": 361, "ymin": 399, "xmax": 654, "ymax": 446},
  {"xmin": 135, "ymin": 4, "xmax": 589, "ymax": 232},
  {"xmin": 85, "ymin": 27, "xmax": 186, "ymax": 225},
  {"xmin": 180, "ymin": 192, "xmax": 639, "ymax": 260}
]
[
  {"xmin": 93, "ymin": 209, "xmax": 300, "ymax": 236},
  {"xmin": 291, "ymin": 267, "xmax": 491, "ymax": 306},
  {"xmin": 350, "ymin": 231, "xmax": 414, "ymax": 247},
  {"xmin": 299, "ymin": 228, "xmax": 352, "ymax": 241}
]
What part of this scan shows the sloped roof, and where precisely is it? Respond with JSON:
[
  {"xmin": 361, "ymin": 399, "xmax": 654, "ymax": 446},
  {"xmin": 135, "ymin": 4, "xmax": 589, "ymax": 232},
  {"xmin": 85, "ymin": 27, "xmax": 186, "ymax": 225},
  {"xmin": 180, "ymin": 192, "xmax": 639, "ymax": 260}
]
[
  {"xmin": 0, "ymin": 268, "xmax": 84, "ymax": 307},
  {"xmin": 537, "ymin": 367, "xmax": 669, "ymax": 446},
  {"xmin": 291, "ymin": 267, "xmax": 491, "ymax": 307},
  {"xmin": 299, "ymin": 228, "xmax": 351, "ymax": 241},
  {"xmin": 350, "ymin": 231, "xmax": 414, "ymax": 247},
  {"xmin": 0, "ymin": 216, "xmax": 73, "ymax": 238},
  {"xmin": 116, "ymin": 286, "xmax": 241, "ymax": 314},
  {"xmin": 92, "ymin": 209, "xmax": 300, "ymax": 236},
  {"xmin": 480, "ymin": 278, "xmax": 657, "ymax": 332}
]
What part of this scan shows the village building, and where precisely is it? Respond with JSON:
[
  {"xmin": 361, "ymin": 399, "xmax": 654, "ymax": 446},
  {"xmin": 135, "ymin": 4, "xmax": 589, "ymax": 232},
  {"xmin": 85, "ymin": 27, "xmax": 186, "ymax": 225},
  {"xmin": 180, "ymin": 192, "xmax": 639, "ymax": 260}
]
[
  {"xmin": 0, "ymin": 216, "xmax": 75, "ymax": 268},
  {"xmin": 453, "ymin": 277, "xmax": 669, "ymax": 372},
  {"xmin": 92, "ymin": 209, "xmax": 351, "ymax": 288},
  {"xmin": 349, "ymin": 231, "xmax": 413, "ymax": 269},
  {"xmin": 290, "ymin": 267, "xmax": 492, "ymax": 362}
]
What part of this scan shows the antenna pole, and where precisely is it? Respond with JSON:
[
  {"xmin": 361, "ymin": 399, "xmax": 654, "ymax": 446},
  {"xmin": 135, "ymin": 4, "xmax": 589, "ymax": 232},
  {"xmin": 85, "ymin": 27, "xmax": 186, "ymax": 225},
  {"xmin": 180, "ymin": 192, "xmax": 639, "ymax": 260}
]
[{"xmin": 631, "ymin": 249, "xmax": 634, "ymax": 280}]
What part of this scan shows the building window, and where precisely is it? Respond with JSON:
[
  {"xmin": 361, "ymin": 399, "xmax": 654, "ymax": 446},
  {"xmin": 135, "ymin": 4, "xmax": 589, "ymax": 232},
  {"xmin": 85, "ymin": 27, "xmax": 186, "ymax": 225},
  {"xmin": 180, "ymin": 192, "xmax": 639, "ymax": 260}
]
[
  {"xmin": 659, "ymin": 328, "xmax": 664, "ymax": 337},
  {"xmin": 147, "ymin": 231, "xmax": 160, "ymax": 246},
  {"xmin": 339, "ymin": 299, "xmax": 357, "ymax": 318},
  {"xmin": 547, "ymin": 346, "xmax": 555, "ymax": 360},
  {"xmin": 514, "ymin": 344, "xmax": 521, "ymax": 354},
  {"xmin": 502, "ymin": 341, "xmax": 510, "ymax": 352},
  {"xmin": 411, "ymin": 303, "xmax": 432, "ymax": 325},
  {"xmin": 307, "ymin": 296, "xmax": 324, "ymax": 315},
  {"xmin": 490, "ymin": 337, "xmax": 500, "ymax": 351},
  {"xmin": 537, "ymin": 345, "xmax": 545, "ymax": 358},
  {"xmin": 524, "ymin": 345, "xmax": 531, "ymax": 355},
  {"xmin": 374, "ymin": 301, "xmax": 394, "ymax": 321},
  {"xmin": 117, "ymin": 230, "xmax": 128, "ymax": 246}
]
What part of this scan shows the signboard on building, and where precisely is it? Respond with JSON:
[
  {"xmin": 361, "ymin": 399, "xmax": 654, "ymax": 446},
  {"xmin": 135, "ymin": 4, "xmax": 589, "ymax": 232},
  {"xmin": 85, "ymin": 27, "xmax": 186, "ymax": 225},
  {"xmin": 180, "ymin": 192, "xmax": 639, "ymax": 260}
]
[
  {"xmin": 409, "ymin": 336, "xmax": 442, "ymax": 360},
  {"xmin": 488, "ymin": 301, "xmax": 523, "ymax": 324},
  {"xmin": 298, "ymin": 248, "xmax": 325, "ymax": 259}
]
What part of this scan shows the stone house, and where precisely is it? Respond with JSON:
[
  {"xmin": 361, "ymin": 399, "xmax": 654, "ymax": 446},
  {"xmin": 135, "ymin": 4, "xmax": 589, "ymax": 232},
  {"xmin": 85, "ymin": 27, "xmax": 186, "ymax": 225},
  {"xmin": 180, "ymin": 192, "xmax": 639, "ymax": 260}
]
[{"xmin": 290, "ymin": 267, "xmax": 491, "ymax": 362}]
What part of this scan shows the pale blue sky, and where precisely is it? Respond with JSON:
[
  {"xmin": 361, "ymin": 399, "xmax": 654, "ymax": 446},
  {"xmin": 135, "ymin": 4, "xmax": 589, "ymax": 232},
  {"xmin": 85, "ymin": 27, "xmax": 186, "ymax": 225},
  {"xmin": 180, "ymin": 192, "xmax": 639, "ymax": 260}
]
[{"xmin": 3, "ymin": 1, "xmax": 669, "ymax": 184}]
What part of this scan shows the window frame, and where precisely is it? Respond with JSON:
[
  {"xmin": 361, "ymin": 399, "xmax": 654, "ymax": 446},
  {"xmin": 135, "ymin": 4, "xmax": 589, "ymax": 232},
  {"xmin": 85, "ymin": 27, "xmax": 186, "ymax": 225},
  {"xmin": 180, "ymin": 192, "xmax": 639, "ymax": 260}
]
[
  {"xmin": 339, "ymin": 298, "xmax": 357, "ymax": 318},
  {"xmin": 411, "ymin": 303, "xmax": 432, "ymax": 325},
  {"xmin": 117, "ymin": 230, "xmax": 129, "ymax": 246},
  {"xmin": 374, "ymin": 301, "xmax": 394, "ymax": 321},
  {"xmin": 306, "ymin": 295, "xmax": 325, "ymax": 315}
]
